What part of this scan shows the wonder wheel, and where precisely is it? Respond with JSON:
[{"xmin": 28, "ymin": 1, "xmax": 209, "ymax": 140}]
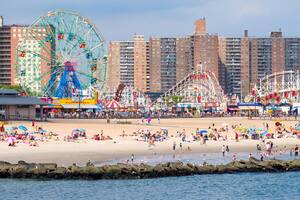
[{"xmin": 14, "ymin": 10, "xmax": 107, "ymax": 97}]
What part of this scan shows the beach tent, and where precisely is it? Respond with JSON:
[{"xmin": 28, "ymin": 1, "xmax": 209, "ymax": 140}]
[{"xmin": 105, "ymin": 99, "xmax": 121, "ymax": 109}]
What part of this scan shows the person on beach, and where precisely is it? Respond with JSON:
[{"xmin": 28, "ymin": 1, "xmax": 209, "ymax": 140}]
[
  {"xmin": 260, "ymin": 154, "xmax": 264, "ymax": 161},
  {"xmin": 222, "ymin": 145, "xmax": 225, "ymax": 157},
  {"xmin": 232, "ymin": 154, "xmax": 237, "ymax": 161},
  {"xmin": 235, "ymin": 132, "xmax": 239, "ymax": 142},
  {"xmin": 226, "ymin": 145, "xmax": 230, "ymax": 153},
  {"xmin": 131, "ymin": 154, "xmax": 134, "ymax": 163},
  {"xmin": 173, "ymin": 141, "xmax": 176, "ymax": 152},
  {"xmin": 179, "ymin": 142, "xmax": 183, "ymax": 152},
  {"xmin": 248, "ymin": 153, "xmax": 252, "ymax": 159},
  {"xmin": 147, "ymin": 116, "xmax": 152, "ymax": 124},
  {"xmin": 257, "ymin": 144, "xmax": 262, "ymax": 151},
  {"xmin": 295, "ymin": 145, "xmax": 299, "ymax": 157}
]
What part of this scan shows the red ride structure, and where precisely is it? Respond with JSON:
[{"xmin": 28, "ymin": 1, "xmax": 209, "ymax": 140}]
[{"xmin": 251, "ymin": 70, "xmax": 300, "ymax": 104}]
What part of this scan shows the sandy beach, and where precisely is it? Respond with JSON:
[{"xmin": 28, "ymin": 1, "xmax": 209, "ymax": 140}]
[{"xmin": 0, "ymin": 117, "xmax": 299, "ymax": 166}]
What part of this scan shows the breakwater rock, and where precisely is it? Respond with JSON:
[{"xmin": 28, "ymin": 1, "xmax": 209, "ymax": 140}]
[{"xmin": 0, "ymin": 158, "xmax": 300, "ymax": 180}]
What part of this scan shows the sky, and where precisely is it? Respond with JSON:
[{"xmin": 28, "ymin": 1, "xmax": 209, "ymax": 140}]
[{"xmin": 1, "ymin": 0, "xmax": 300, "ymax": 42}]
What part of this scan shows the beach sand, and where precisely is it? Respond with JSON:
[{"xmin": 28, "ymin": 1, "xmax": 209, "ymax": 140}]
[{"xmin": 0, "ymin": 117, "xmax": 299, "ymax": 166}]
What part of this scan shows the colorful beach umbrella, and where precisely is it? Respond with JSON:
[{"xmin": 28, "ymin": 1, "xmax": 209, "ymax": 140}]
[
  {"xmin": 5, "ymin": 126, "xmax": 17, "ymax": 132},
  {"xmin": 198, "ymin": 130, "xmax": 208, "ymax": 135},
  {"xmin": 78, "ymin": 128, "xmax": 85, "ymax": 132},
  {"xmin": 39, "ymin": 129, "xmax": 47, "ymax": 133},
  {"xmin": 18, "ymin": 125, "xmax": 28, "ymax": 131},
  {"xmin": 5, "ymin": 136, "xmax": 16, "ymax": 144}
]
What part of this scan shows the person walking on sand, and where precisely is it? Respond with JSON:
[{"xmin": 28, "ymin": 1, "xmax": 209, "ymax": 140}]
[
  {"xmin": 235, "ymin": 132, "xmax": 239, "ymax": 142},
  {"xmin": 131, "ymin": 154, "xmax": 134, "ymax": 163},
  {"xmin": 222, "ymin": 145, "xmax": 226, "ymax": 157},
  {"xmin": 226, "ymin": 145, "xmax": 230, "ymax": 153},
  {"xmin": 173, "ymin": 141, "xmax": 176, "ymax": 152},
  {"xmin": 179, "ymin": 142, "xmax": 183, "ymax": 152},
  {"xmin": 232, "ymin": 154, "xmax": 237, "ymax": 161},
  {"xmin": 295, "ymin": 145, "xmax": 299, "ymax": 157}
]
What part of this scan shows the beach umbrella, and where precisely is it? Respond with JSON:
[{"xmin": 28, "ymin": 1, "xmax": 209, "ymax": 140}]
[
  {"xmin": 106, "ymin": 99, "xmax": 121, "ymax": 109},
  {"xmin": 198, "ymin": 130, "xmax": 208, "ymax": 135},
  {"xmin": 72, "ymin": 129, "xmax": 80, "ymax": 134},
  {"xmin": 5, "ymin": 127, "xmax": 13, "ymax": 131},
  {"xmin": 78, "ymin": 128, "xmax": 85, "ymax": 132},
  {"xmin": 260, "ymin": 130, "xmax": 271, "ymax": 137},
  {"xmin": 5, "ymin": 136, "xmax": 16, "ymax": 144},
  {"xmin": 39, "ymin": 129, "xmax": 47, "ymax": 133},
  {"xmin": 5, "ymin": 126, "xmax": 18, "ymax": 132},
  {"xmin": 18, "ymin": 125, "xmax": 28, "ymax": 131}
]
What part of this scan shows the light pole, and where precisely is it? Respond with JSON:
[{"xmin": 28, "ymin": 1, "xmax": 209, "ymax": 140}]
[
  {"xmin": 78, "ymin": 89, "xmax": 82, "ymax": 119},
  {"xmin": 238, "ymin": 81, "xmax": 243, "ymax": 102}
]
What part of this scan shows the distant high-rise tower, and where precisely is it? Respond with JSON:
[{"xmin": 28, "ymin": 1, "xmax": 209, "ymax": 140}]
[
  {"xmin": 0, "ymin": 20, "xmax": 11, "ymax": 85},
  {"xmin": 194, "ymin": 18, "xmax": 206, "ymax": 35},
  {"xmin": 107, "ymin": 35, "xmax": 148, "ymax": 92},
  {"xmin": 0, "ymin": 16, "xmax": 3, "ymax": 27}
]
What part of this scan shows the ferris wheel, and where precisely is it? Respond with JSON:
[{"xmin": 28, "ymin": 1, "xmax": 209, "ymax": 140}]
[{"xmin": 14, "ymin": 10, "xmax": 107, "ymax": 97}]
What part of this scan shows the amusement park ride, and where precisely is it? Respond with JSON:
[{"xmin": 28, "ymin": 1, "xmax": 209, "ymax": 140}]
[
  {"xmin": 154, "ymin": 68, "xmax": 226, "ymax": 110},
  {"xmin": 14, "ymin": 10, "xmax": 107, "ymax": 100},
  {"xmin": 249, "ymin": 70, "xmax": 300, "ymax": 105}
]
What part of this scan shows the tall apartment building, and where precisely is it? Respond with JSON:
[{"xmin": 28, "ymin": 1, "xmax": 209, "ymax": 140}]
[
  {"xmin": 107, "ymin": 42, "xmax": 120, "ymax": 88},
  {"xmin": 0, "ymin": 16, "xmax": 11, "ymax": 85},
  {"xmin": 160, "ymin": 38, "xmax": 177, "ymax": 92},
  {"xmin": 109, "ymin": 18, "xmax": 221, "ymax": 94},
  {"xmin": 271, "ymin": 31, "xmax": 285, "ymax": 74},
  {"xmin": 119, "ymin": 41, "xmax": 134, "ymax": 87},
  {"xmin": 133, "ymin": 35, "xmax": 147, "ymax": 92},
  {"xmin": 223, "ymin": 37, "xmax": 242, "ymax": 96},
  {"xmin": 107, "ymin": 18, "xmax": 300, "ymax": 97},
  {"xmin": 10, "ymin": 25, "xmax": 53, "ymax": 95},
  {"xmin": 249, "ymin": 37, "xmax": 272, "ymax": 88},
  {"xmin": 176, "ymin": 37, "xmax": 191, "ymax": 82},
  {"xmin": 241, "ymin": 32, "xmax": 250, "ymax": 98},
  {"xmin": 222, "ymin": 30, "xmax": 300, "ymax": 98},
  {"xmin": 285, "ymin": 38, "xmax": 300, "ymax": 71},
  {"xmin": 107, "ymin": 35, "xmax": 148, "ymax": 92},
  {"xmin": 192, "ymin": 18, "xmax": 219, "ymax": 80}
]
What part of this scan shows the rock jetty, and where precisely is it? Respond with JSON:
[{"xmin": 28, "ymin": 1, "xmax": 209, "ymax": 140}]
[{"xmin": 0, "ymin": 158, "xmax": 300, "ymax": 180}]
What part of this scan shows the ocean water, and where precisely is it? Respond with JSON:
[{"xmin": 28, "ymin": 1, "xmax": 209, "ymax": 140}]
[{"xmin": 0, "ymin": 172, "xmax": 299, "ymax": 200}]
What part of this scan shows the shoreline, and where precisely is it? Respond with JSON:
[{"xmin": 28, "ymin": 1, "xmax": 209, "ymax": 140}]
[{"xmin": 0, "ymin": 138, "xmax": 298, "ymax": 166}]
